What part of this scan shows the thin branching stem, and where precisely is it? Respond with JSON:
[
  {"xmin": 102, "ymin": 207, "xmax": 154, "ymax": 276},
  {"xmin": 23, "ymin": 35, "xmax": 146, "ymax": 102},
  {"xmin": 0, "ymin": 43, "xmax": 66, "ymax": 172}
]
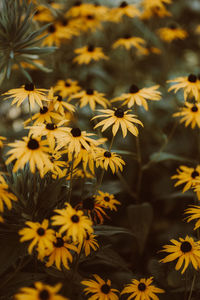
[{"xmin": 187, "ymin": 274, "xmax": 196, "ymax": 300}]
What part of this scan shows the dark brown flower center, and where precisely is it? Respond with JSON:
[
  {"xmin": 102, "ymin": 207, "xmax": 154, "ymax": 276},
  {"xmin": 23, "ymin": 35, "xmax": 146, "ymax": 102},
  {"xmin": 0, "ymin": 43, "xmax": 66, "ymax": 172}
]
[
  {"xmin": 57, "ymin": 95, "xmax": 63, "ymax": 101},
  {"xmin": 138, "ymin": 282, "xmax": 146, "ymax": 291},
  {"xmin": 40, "ymin": 106, "xmax": 48, "ymax": 114},
  {"xmin": 168, "ymin": 23, "xmax": 177, "ymax": 30},
  {"xmin": 188, "ymin": 74, "xmax": 197, "ymax": 83},
  {"xmin": 54, "ymin": 237, "xmax": 64, "ymax": 248},
  {"xmin": 124, "ymin": 34, "xmax": 131, "ymax": 39},
  {"xmin": 71, "ymin": 127, "xmax": 81, "ymax": 137},
  {"xmin": 101, "ymin": 284, "xmax": 110, "ymax": 294},
  {"xmin": 114, "ymin": 108, "xmax": 124, "ymax": 118},
  {"xmin": 104, "ymin": 151, "xmax": 111, "ymax": 158},
  {"xmin": 27, "ymin": 138, "xmax": 39, "ymax": 150},
  {"xmin": 24, "ymin": 83, "xmax": 34, "ymax": 91},
  {"xmin": 191, "ymin": 105, "xmax": 198, "ymax": 112},
  {"xmin": 104, "ymin": 196, "xmax": 110, "ymax": 202},
  {"xmin": 86, "ymin": 14, "xmax": 94, "ymax": 20},
  {"xmin": 37, "ymin": 227, "xmax": 45, "ymax": 236},
  {"xmin": 87, "ymin": 45, "xmax": 95, "ymax": 52},
  {"xmin": 39, "ymin": 289, "xmax": 50, "ymax": 300},
  {"xmin": 129, "ymin": 84, "xmax": 139, "ymax": 93},
  {"xmin": 46, "ymin": 123, "xmax": 57, "ymax": 130},
  {"xmin": 180, "ymin": 241, "xmax": 192, "ymax": 253},
  {"xmin": 71, "ymin": 214, "xmax": 80, "ymax": 223},
  {"xmin": 83, "ymin": 197, "xmax": 95, "ymax": 210},
  {"xmin": 48, "ymin": 25, "xmax": 56, "ymax": 33},
  {"xmin": 191, "ymin": 170, "xmax": 199, "ymax": 178},
  {"xmin": 119, "ymin": 1, "xmax": 128, "ymax": 8},
  {"xmin": 86, "ymin": 88, "xmax": 94, "ymax": 95},
  {"xmin": 74, "ymin": 1, "xmax": 82, "ymax": 6},
  {"xmin": 61, "ymin": 19, "xmax": 68, "ymax": 26},
  {"xmin": 65, "ymin": 82, "xmax": 71, "ymax": 87}
]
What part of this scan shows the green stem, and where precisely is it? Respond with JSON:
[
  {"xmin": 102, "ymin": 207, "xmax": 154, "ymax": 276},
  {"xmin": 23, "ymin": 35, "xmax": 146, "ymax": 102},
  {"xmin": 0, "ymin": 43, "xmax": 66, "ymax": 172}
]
[
  {"xmin": 109, "ymin": 135, "xmax": 115, "ymax": 151},
  {"xmin": 187, "ymin": 274, "xmax": 196, "ymax": 300},
  {"xmin": 136, "ymin": 136, "xmax": 142, "ymax": 202},
  {"xmin": 28, "ymin": 96, "xmax": 33, "ymax": 124},
  {"xmin": 67, "ymin": 153, "xmax": 74, "ymax": 203}
]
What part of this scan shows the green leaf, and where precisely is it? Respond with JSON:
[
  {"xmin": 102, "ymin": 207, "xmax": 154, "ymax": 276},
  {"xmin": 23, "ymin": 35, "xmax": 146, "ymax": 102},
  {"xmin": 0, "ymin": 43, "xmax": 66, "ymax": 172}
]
[
  {"xmin": 94, "ymin": 225, "xmax": 135, "ymax": 237},
  {"xmin": 149, "ymin": 152, "xmax": 196, "ymax": 164}
]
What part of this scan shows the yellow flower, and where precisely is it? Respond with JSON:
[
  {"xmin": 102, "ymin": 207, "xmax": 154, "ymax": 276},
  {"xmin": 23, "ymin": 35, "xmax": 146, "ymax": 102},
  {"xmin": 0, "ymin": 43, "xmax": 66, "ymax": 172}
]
[
  {"xmin": 73, "ymin": 45, "xmax": 108, "ymax": 64},
  {"xmin": 112, "ymin": 84, "xmax": 161, "ymax": 110},
  {"xmin": 14, "ymin": 282, "xmax": 68, "ymax": 300},
  {"xmin": 121, "ymin": 277, "xmax": 164, "ymax": 300},
  {"xmin": 33, "ymin": 5, "xmax": 54, "ymax": 22},
  {"xmin": 92, "ymin": 108, "xmax": 143, "ymax": 138},
  {"xmin": 185, "ymin": 206, "xmax": 200, "ymax": 230},
  {"xmin": 41, "ymin": 24, "xmax": 62, "ymax": 47},
  {"xmin": 109, "ymin": 1, "xmax": 140, "ymax": 22},
  {"xmin": 195, "ymin": 24, "xmax": 200, "ymax": 34},
  {"xmin": 168, "ymin": 74, "xmax": 200, "ymax": 101},
  {"xmin": 95, "ymin": 150, "xmax": 125, "ymax": 174},
  {"xmin": 77, "ymin": 232, "xmax": 99, "ymax": 256},
  {"xmin": 141, "ymin": 2, "xmax": 171, "ymax": 19},
  {"xmin": 70, "ymin": 88, "xmax": 109, "ymax": 111},
  {"xmin": 46, "ymin": 233, "xmax": 78, "ymax": 270},
  {"xmin": 6, "ymin": 136, "xmax": 52, "ymax": 178},
  {"xmin": 112, "ymin": 35, "xmax": 146, "ymax": 50},
  {"xmin": 157, "ymin": 24, "xmax": 188, "ymax": 42},
  {"xmin": 159, "ymin": 236, "xmax": 200, "ymax": 274},
  {"xmin": 136, "ymin": 44, "xmax": 161, "ymax": 56},
  {"xmin": 4, "ymin": 83, "xmax": 48, "ymax": 109},
  {"xmin": 0, "ymin": 175, "xmax": 17, "ymax": 213},
  {"xmin": 66, "ymin": 2, "xmax": 96, "ymax": 18},
  {"xmin": 56, "ymin": 18, "xmax": 79, "ymax": 40},
  {"xmin": 48, "ymin": 87, "xmax": 76, "ymax": 115},
  {"xmin": 78, "ymin": 14, "xmax": 102, "ymax": 32},
  {"xmin": 171, "ymin": 165, "xmax": 200, "ymax": 192},
  {"xmin": 95, "ymin": 191, "xmax": 120, "ymax": 211},
  {"xmin": 81, "ymin": 274, "xmax": 119, "ymax": 300},
  {"xmin": 19, "ymin": 219, "xmax": 55, "ymax": 258},
  {"xmin": 51, "ymin": 203, "xmax": 93, "ymax": 244},
  {"xmin": 46, "ymin": 151, "xmax": 68, "ymax": 179},
  {"xmin": 0, "ymin": 136, "xmax": 6, "ymax": 148},
  {"xmin": 54, "ymin": 79, "xmax": 81, "ymax": 98},
  {"xmin": 173, "ymin": 102, "xmax": 200, "ymax": 129}
]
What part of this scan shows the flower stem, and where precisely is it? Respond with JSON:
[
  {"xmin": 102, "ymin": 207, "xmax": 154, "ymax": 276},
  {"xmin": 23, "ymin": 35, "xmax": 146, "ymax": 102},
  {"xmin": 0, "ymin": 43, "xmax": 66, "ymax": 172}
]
[
  {"xmin": 187, "ymin": 274, "xmax": 196, "ymax": 300},
  {"xmin": 136, "ymin": 135, "xmax": 142, "ymax": 202},
  {"xmin": 28, "ymin": 97, "xmax": 33, "ymax": 124},
  {"xmin": 67, "ymin": 153, "xmax": 74, "ymax": 203}
]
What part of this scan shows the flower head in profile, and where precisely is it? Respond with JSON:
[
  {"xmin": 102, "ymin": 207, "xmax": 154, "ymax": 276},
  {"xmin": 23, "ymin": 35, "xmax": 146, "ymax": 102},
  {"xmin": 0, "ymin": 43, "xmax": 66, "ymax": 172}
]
[
  {"xmin": 66, "ymin": 2, "xmax": 96, "ymax": 18},
  {"xmin": 167, "ymin": 74, "xmax": 200, "ymax": 101},
  {"xmin": 185, "ymin": 206, "xmax": 200, "ymax": 231},
  {"xmin": 95, "ymin": 150, "xmax": 125, "ymax": 174},
  {"xmin": 14, "ymin": 282, "xmax": 68, "ymax": 300},
  {"xmin": 157, "ymin": 23, "xmax": 188, "ymax": 43},
  {"xmin": 0, "ymin": 136, "xmax": 6, "ymax": 148},
  {"xmin": 6, "ymin": 136, "xmax": 52, "ymax": 178},
  {"xmin": 92, "ymin": 108, "xmax": 143, "ymax": 138},
  {"xmin": 112, "ymin": 84, "xmax": 161, "ymax": 110},
  {"xmin": 0, "ymin": 175, "xmax": 17, "ymax": 213},
  {"xmin": 121, "ymin": 277, "xmax": 164, "ymax": 300},
  {"xmin": 112, "ymin": 35, "xmax": 146, "ymax": 51},
  {"xmin": 73, "ymin": 45, "xmax": 108, "ymax": 64},
  {"xmin": 81, "ymin": 274, "xmax": 119, "ymax": 300},
  {"xmin": 78, "ymin": 232, "xmax": 99, "ymax": 256},
  {"xmin": 173, "ymin": 102, "xmax": 200, "ymax": 129},
  {"xmin": 95, "ymin": 191, "xmax": 121, "ymax": 211},
  {"xmin": 19, "ymin": 220, "xmax": 55, "ymax": 258},
  {"xmin": 51, "ymin": 203, "xmax": 93, "ymax": 244},
  {"xmin": 171, "ymin": 165, "xmax": 200, "ymax": 192},
  {"xmin": 141, "ymin": 1, "xmax": 172, "ymax": 19},
  {"xmin": 54, "ymin": 79, "xmax": 81, "ymax": 98},
  {"xmin": 159, "ymin": 236, "xmax": 200, "ymax": 274},
  {"xmin": 109, "ymin": 1, "xmax": 140, "ymax": 22},
  {"xmin": 4, "ymin": 83, "xmax": 48, "ymax": 109}
]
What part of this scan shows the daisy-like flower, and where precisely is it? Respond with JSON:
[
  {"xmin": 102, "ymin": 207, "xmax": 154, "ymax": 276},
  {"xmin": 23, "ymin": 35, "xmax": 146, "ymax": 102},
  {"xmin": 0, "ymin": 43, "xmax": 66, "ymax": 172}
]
[
  {"xmin": 173, "ymin": 102, "xmax": 200, "ymax": 129},
  {"xmin": 19, "ymin": 219, "xmax": 55, "ymax": 258},
  {"xmin": 109, "ymin": 1, "xmax": 140, "ymax": 23},
  {"xmin": 54, "ymin": 79, "xmax": 81, "ymax": 98},
  {"xmin": 137, "ymin": 44, "xmax": 161, "ymax": 56},
  {"xmin": 185, "ymin": 206, "xmax": 200, "ymax": 230},
  {"xmin": 56, "ymin": 18, "xmax": 79, "ymax": 40},
  {"xmin": 157, "ymin": 23, "xmax": 188, "ymax": 43},
  {"xmin": 33, "ymin": 5, "xmax": 54, "ymax": 22},
  {"xmin": 78, "ymin": 13, "xmax": 102, "ymax": 32},
  {"xmin": 0, "ymin": 175, "xmax": 17, "ymax": 213},
  {"xmin": 42, "ymin": 24, "xmax": 62, "ymax": 47},
  {"xmin": 46, "ymin": 151, "xmax": 68, "ymax": 179},
  {"xmin": 81, "ymin": 274, "xmax": 119, "ymax": 300},
  {"xmin": 112, "ymin": 84, "xmax": 161, "ymax": 110},
  {"xmin": 70, "ymin": 88, "xmax": 109, "ymax": 111},
  {"xmin": 121, "ymin": 277, "xmax": 164, "ymax": 300},
  {"xmin": 92, "ymin": 108, "xmax": 143, "ymax": 138},
  {"xmin": 0, "ymin": 136, "xmax": 6, "ymax": 148},
  {"xmin": 73, "ymin": 45, "xmax": 108, "ymax": 65},
  {"xmin": 46, "ymin": 233, "xmax": 78, "ymax": 270},
  {"xmin": 159, "ymin": 236, "xmax": 200, "ymax": 274},
  {"xmin": 95, "ymin": 191, "xmax": 120, "ymax": 211},
  {"xmin": 112, "ymin": 35, "xmax": 146, "ymax": 51},
  {"xmin": 78, "ymin": 233, "xmax": 99, "ymax": 256},
  {"xmin": 168, "ymin": 74, "xmax": 200, "ymax": 101},
  {"xmin": 51, "ymin": 203, "xmax": 93, "ymax": 244},
  {"xmin": 48, "ymin": 87, "xmax": 75, "ymax": 115},
  {"xmin": 66, "ymin": 2, "xmax": 96, "ymax": 18},
  {"xmin": 6, "ymin": 136, "xmax": 52, "ymax": 178},
  {"xmin": 171, "ymin": 165, "xmax": 200, "ymax": 193},
  {"xmin": 4, "ymin": 83, "xmax": 48, "ymax": 109},
  {"xmin": 95, "ymin": 150, "xmax": 125, "ymax": 174},
  {"xmin": 141, "ymin": 2, "xmax": 171, "ymax": 19},
  {"xmin": 14, "ymin": 282, "xmax": 68, "ymax": 300}
]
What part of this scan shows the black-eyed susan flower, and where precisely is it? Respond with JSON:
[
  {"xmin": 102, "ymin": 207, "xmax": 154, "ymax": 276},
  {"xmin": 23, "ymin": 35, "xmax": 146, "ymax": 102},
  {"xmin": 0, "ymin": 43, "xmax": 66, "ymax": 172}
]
[
  {"xmin": 4, "ymin": 83, "xmax": 48, "ymax": 109},
  {"xmin": 78, "ymin": 13, "xmax": 102, "ymax": 32},
  {"xmin": 195, "ymin": 25, "xmax": 200, "ymax": 34},
  {"xmin": 92, "ymin": 108, "xmax": 143, "ymax": 138},
  {"xmin": 95, "ymin": 150, "xmax": 125, "ymax": 174},
  {"xmin": 45, "ymin": 233, "xmax": 78, "ymax": 270},
  {"xmin": 14, "ymin": 282, "xmax": 68, "ymax": 300},
  {"xmin": 54, "ymin": 79, "xmax": 81, "ymax": 98},
  {"xmin": 185, "ymin": 206, "xmax": 200, "ymax": 231},
  {"xmin": 0, "ymin": 136, "xmax": 6, "ymax": 148},
  {"xmin": 6, "ymin": 136, "xmax": 52, "ymax": 178},
  {"xmin": 157, "ymin": 23, "xmax": 188, "ymax": 43},
  {"xmin": 78, "ymin": 233, "xmax": 99, "ymax": 256},
  {"xmin": 33, "ymin": 5, "xmax": 54, "ymax": 22},
  {"xmin": 171, "ymin": 165, "xmax": 200, "ymax": 192},
  {"xmin": 0, "ymin": 175, "xmax": 17, "ymax": 213},
  {"xmin": 70, "ymin": 88, "xmax": 109, "ymax": 111},
  {"xmin": 51, "ymin": 203, "xmax": 93, "ymax": 244},
  {"xmin": 46, "ymin": 151, "xmax": 68, "ymax": 179},
  {"xmin": 81, "ymin": 274, "xmax": 119, "ymax": 300},
  {"xmin": 109, "ymin": 1, "xmax": 140, "ymax": 22},
  {"xmin": 73, "ymin": 45, "xmax": 108, "ymax": 64},
  {"xmin": 56, "ymin": 18, "xmax": 79, "ymax": 40},
  {"xmin": 159, "ymin": 236, "xmax": 200, "ymax": 274},
  {"xmin": 173, "ymin": 102, "xmax": 200, "ymax": 129},
  {"xmin": 121, "ymin": 277, "xmax": 165, "ymax": 300},
  {"xmin": 141, "ymin": 2, "xmax": 171, "ymax": 19},
  {"xmin": 112, "ymin": 35, "xmax": 146, "ymax": 51},
  {"xmin": 168, "ymin": 74, "xmax": 200, "ymax": 101},
  {"xmin": 48, "ymin": 87, "xmax": 76, "ymax": 115},
  {"xmin": 112, "ymin": 84, "xmax": 161, "ymax": 110},
  {"xmin": 19, "ymin": 219, "xmax": 55, "ymax": 258},
  {"xmin": 95, "ymin": 191, "xmax": 120, "ymax": 211},
  {"xmin": 42, "ymin": 23, "xmax": 62, "ymax": 47},
  {"xmin": 66, "ymin": 2, "xmax": 96, "ymax": 18}
]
